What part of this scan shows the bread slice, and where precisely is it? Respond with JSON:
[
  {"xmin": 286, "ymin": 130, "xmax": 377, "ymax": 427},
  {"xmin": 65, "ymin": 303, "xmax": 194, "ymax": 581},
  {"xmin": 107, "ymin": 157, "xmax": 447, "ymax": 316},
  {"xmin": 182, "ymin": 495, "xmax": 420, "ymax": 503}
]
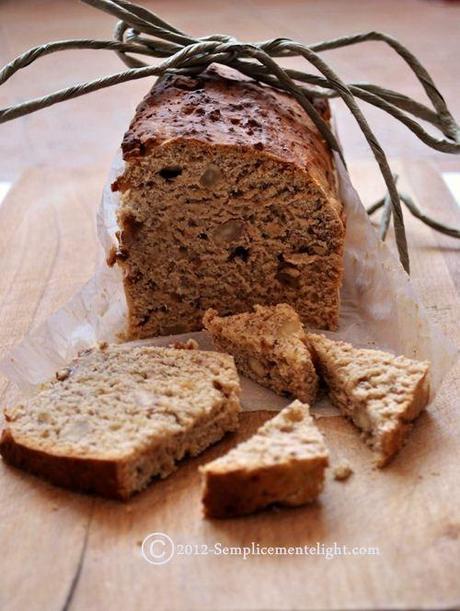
[
  {"xmin": 308, "ymin": 333, "xmax": 430, "ymax": 466},
  {"xmin": 203, "ymin": 304, "xmax": 318, "ymax": 404},
  {"xmin": 0, "ymin": 343, "xmax": 241, "ymax": 499},
  {"xmin": 201, "ymin": 400, "xmax": 329, "ymax": 518},
  {"xmin": 111, "ymin": 66, "xmax": 345, "ymax": 339}
]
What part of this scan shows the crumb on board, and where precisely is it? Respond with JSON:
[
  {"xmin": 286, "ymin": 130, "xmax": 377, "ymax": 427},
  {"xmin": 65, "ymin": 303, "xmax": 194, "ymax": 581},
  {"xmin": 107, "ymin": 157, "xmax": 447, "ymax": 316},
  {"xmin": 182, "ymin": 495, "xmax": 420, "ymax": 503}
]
[
  {"xmin": 55, "ymin": 368, "xmax": 71, "ymax": 382},
  {"xmin": 169, "ymin": 338, "xmax": 199, "ymax": 350},
  {"xmin": 333, "ymin": 463, "xmax": 353, "ymax": 481}
]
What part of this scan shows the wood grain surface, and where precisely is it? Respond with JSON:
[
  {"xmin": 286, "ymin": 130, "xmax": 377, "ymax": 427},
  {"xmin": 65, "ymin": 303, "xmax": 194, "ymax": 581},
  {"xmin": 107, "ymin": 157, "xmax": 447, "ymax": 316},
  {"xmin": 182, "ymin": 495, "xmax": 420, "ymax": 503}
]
[
  {"xmin": 0, "ymin": 160, "xmax": 458, "ymax": 611},
  {"xmin": 1, "ymin": 1, "xmax": 460, "ymax": 608}
]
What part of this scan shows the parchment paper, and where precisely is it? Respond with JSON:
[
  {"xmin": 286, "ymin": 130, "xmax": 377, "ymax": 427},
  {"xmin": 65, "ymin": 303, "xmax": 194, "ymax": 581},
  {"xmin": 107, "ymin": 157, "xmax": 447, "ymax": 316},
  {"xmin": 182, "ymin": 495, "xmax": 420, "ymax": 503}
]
[{"xmin": 1, "ymin": 151, "xmax": 456, "ymax": 411}]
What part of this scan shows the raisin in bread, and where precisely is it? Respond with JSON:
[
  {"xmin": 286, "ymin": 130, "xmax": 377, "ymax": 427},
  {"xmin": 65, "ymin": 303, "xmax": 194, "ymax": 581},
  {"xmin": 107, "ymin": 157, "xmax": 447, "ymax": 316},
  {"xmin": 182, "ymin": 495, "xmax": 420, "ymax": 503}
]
[
  {"xmin": 308, "ymin": 333, "xmax": 430, "ymax": 466},
  {"xmin": 0, "ymin": 343, "xmax": 241, "ymax": 499},
  {"xmin": 201, "ymin": 400, "xmax": 329, "ymax": 518},
  {"xmin": 111, "ymin": 65, "xmax": 345, "ymax": 338},
  {"xmin": 203, "ymin": 304, "xmax": 318, "ymax": 403}
]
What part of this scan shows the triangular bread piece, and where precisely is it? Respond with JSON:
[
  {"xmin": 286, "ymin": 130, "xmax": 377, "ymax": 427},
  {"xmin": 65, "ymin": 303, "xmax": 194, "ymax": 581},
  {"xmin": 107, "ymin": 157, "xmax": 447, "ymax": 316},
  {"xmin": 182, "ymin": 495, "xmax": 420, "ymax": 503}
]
[
  {"xmin": 0, "ymin": 343, "xmax": 240, "ymax": 499},
  {"xmin": 308, "ymin": 333, "xmax": 430, "ymax": 466},
  {"xmin": 201, "ymin": 400, "xmax": 329, "ymax": 518},
  {"xmin": 203, "ymin": 304, "xmax": 318, "ymax": 404}
]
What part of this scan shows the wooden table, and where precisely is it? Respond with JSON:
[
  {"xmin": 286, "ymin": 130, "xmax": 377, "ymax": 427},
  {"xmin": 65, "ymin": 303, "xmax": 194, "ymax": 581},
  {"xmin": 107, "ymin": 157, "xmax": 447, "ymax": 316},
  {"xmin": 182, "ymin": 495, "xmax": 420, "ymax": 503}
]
[
  {"xmin": 1, "ymin": 0, "xmax": 460, "ymax": 608},
  {"xmin": 0, "ymin": 159, "xmax": 459, "ymax": 611}
]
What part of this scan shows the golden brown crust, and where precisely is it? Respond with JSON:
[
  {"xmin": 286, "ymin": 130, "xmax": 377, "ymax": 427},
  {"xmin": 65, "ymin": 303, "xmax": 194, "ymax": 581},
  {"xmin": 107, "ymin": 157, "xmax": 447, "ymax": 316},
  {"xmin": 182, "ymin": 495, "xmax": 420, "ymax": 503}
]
[
  {"xmin": 202, "ymin": 458, "xmax": 327, "ymax": 519},
  {"xmin": 119, "ymin": 66, "xmax": 338, "ymax": 204},
  {"xmin": 0, "ymin": 429, "xmax": 124, "ymax": 499},
  {"xmin": 201, "ymin": 401, "xmax": 329, "ymax": 518}
]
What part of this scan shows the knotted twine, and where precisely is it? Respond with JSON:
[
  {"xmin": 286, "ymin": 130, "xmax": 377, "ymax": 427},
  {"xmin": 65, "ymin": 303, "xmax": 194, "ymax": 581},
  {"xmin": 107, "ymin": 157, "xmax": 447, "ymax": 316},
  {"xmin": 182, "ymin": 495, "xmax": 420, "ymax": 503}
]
[{"xmin": 1, "ymin": 0, "xmax": 460, "ymax": 273}]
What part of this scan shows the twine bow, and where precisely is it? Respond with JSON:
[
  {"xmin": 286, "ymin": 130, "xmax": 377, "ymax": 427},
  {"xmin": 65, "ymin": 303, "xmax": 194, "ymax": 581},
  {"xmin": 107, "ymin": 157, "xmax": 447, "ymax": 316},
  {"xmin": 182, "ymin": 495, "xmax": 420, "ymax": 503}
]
[{"xmin": 1, "ymin": 0, "xmax": 460, "ymax": 273}]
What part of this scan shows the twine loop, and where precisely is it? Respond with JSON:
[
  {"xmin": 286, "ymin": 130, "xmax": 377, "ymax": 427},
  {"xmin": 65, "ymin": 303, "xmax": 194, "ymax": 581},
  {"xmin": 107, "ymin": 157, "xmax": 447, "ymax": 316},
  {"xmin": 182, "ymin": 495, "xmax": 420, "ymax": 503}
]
[{"xmin": 1, "ymin": 0, "xmax": 460, "ymax": 272}]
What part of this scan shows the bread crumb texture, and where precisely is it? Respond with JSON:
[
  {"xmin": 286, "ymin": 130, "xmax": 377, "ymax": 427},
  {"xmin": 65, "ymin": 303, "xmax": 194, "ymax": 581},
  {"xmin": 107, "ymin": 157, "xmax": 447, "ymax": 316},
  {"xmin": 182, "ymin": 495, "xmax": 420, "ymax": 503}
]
[
  {"xmin": 0, "ymin": 344, "xmax": 241, "ymax": 499},
  {"xmin": 168, "ymin": 338, "xmax": 199, "ymax": 350},
  {"xmin": 203, "ymin": 303, "xmax": 318, "ymax": 404},
  {"xmin": 308, "ymin": 334, "xmax": 430, "ymax": 467},
  {"xmin": 113, "ymin": 66, "xmax": 344, "ymax": 338},
  {"xmin": 201, "ymin": 400, "xmax": 329, "ymax": 518}
]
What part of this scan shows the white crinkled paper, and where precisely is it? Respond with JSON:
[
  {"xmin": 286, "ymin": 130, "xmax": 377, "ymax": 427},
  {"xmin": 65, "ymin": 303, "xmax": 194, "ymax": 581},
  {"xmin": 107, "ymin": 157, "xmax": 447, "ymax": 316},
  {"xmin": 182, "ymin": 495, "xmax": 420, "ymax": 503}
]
[{"xmin": 0, "ymin": 150, "xmax": 456, "ymax": 411}]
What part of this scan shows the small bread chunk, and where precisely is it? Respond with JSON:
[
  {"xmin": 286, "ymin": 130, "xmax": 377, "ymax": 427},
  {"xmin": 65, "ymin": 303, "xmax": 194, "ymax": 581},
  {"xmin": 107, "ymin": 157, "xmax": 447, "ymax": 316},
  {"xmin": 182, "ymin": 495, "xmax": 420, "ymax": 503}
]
[
  {"xmin": 308, "ymin": 333, "xmax": 430, "ymax": 467},
  {"xmin": 0, "ymin": 344, "xmax": 241, "ymax": 499},
  {"xmin": 333, "ymin": 463, "xmax": 353, "ymax": 481},
  {"xmin": 203, "ymin": 304, "xmax": 318, "ymax": 404},
  {"xmin": 201, "ymin": 400, "xmax": 329, "ymax": 518},
  {"xmin": 168, "ymin": 338, "xmax": 199, "ymax": 350}
]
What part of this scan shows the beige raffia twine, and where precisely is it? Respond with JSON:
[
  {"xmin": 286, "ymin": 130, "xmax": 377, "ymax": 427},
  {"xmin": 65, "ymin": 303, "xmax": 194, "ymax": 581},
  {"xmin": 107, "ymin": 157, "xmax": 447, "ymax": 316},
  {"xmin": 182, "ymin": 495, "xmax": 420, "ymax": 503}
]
[{"xmin": 1, "ymin": 0, "xmax": 460, "ymax": 273}]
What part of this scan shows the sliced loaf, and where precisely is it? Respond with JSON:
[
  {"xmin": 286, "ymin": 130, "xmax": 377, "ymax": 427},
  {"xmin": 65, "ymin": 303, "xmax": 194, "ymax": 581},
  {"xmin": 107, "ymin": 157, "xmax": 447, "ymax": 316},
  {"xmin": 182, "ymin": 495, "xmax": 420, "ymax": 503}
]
[
  {"xmin": 0, "ymin": 343, "xmax": 241, "ymax": 499},
  {"xmin": 203, "ymin": 304, "xmax": 318, "ymax": 404},
  {"xmin": 308, "ymin": 333, "xmax": 430, "ymax": 466},
  {"xmin": 201, "ymin": 400, "xmax": 329, "ymax": 518},
  {"xmin": 111, "ymin": 66, "xmax": 345, "ymax": 338}
]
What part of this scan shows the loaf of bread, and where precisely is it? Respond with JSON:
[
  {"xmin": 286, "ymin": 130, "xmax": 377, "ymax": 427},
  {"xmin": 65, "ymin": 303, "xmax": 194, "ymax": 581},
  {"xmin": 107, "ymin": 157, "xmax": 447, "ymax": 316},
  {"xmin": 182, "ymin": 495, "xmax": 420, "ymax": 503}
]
[
  {"xmin": 201, "ymin": 400, "xmax": 329, "ymax": 518},
  {"xmin": 308, "ymin": 334, "xmax": 430, "ymax": 466},
  {"xmin": 111, "ymin": 66, "xmax": 345, "ymax": 339},
  {"xmin": 203, "ymin": 304, "xmax": 318, "ymax": 404},
  {"xmin": 0, "ymin": 343, "xmax": 241, "ymax": 499}
]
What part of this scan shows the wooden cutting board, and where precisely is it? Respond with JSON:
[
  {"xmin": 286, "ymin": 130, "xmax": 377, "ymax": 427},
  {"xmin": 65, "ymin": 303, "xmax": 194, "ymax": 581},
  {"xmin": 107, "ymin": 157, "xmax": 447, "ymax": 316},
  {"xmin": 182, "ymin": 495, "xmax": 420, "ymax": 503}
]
[{"xmin": 0, "ymin": 160, "xmax": 459, "ymax": 611}]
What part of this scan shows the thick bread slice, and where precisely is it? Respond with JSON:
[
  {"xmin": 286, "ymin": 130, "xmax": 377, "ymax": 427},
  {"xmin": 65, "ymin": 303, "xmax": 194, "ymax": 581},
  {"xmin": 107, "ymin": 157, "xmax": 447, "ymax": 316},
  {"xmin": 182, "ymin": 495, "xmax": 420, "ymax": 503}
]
[
  {"xmin": 308, "ymin": 333, "xmax": 430, "ymax": 466},
  {"xmin": 201, "ymin": 400, "xmax": 329, "ymax": 518},
  {"xmin": 0, "ymin": 343, "xmax": 241, "ymax": 499},
  {"xmin": 203, "ymin": 304, "xmax": 318, "ymax": 404}
]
